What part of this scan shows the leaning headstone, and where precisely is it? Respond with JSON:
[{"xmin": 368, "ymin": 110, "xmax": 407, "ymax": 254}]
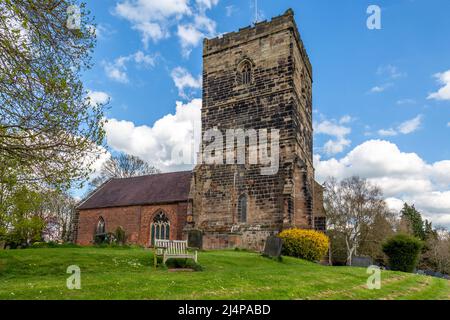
[
  {"xmin": 263, "ymin": 236, "xmax": 283, "ymax": 259},
  {"xmin": 188, "ymin": 230, "xmax": 203, "ymax": 249},
  {"xmin": 351, "ymin": 256, "xmax": 373, "ymax": 268}
]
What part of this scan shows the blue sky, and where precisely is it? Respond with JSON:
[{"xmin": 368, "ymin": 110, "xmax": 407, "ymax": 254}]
[{"xmin": 81, "ymin": 0, "xmax": 450, "ymax": 227}]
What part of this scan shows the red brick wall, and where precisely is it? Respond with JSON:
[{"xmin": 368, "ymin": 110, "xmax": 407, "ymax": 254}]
[{"xmin": 76, "ymin": 202, "xmax": 188, "ymax": 246}]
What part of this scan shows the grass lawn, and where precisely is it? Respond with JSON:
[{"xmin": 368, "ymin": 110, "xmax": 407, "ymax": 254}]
[{"xmin": 0, "ymin": 247, "xmax": 449, "ymax": 300}]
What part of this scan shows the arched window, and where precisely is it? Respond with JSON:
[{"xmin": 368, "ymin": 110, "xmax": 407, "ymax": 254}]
[
  {"xmin": 238, "ymin": 60, "xmax": 253, "ymax": 86},
  {"xmin": 150, "ymin": 211, "xmax": 170, "ymax": 245},
  {"xmin": 96, "ymin": 217, "xmax": 105, "ymax": 235},
  {"xmin": 237, "ymin": 194, "xmax": 247, "ymax": 223}
]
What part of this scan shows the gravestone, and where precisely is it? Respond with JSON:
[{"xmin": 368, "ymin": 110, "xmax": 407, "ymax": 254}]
[
  {"xmin": 188, "ymin": 230, "xmax": 203, "ymax": 249},
  {"xmin": 351, "ymin": 256, "xmax": 373, "ymax": 268},
  {"xmin": 0, "ymin": 241, "xmax": 5, "ymax": 250},
  {"xmin": 263, "ymin": 236, "xmax": 283, "ymax": 258}
]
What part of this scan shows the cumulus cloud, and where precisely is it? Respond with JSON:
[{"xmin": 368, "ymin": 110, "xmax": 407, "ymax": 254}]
[
  {"xmin": 314, "ymin": 140, "xmax": 450, "ymax": 228},
  {"xmin": 104, "ymin": 99, "xmax": 202, "ymax": 172},
  {"xmin": 177, "ymin": 15, "xmax": 217, "ymax": 57},
  {"xmin": 314, "ymin": 119, "xmax": 352, "ymax": 155},
  {"xmin": 378, "ymin": 115, "xmax": 422, "ymax": 136},
  {"xmin": 171, "ymin": 67, "xmax": 202, "ymax": 98},
  {"xmin": 87, "ymin": 90, "xmax": 110, "ymax": 107},
  {"xmin": 428, "ymin": 70, "xmax": 450, "ymax": 101},
  {"xmin": 104, "ymin": 51, "xmax": 157, "ymax": 83},
  {"xmin": 114, "ymin": 0, "xmax": 218, "ymax": 51}
]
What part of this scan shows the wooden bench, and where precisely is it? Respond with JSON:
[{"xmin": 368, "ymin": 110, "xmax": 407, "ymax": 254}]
[{"xmin": 153, "ymin": 239, "xmax": 198, "ymax": 267}]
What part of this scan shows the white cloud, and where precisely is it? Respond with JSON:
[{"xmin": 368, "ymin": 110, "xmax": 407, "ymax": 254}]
[
  {"xmin": 104, "ymin": 51, "xmax": 157, "ymax": 83},
  {"xmin": 369, "ymin": 65, "xmax": 404, "ymax": 94},
  {"xmin": 314, "ymin": 120, "xmax": 352, "ymax": 155},
  {"xmin": 323, "ymin": 138, "xmax": 351, "ymax": 155},
  {"xmin": 104, "ymin": 62, "xmax": 129, "ymax": 83},
  {"xmin": 447, "ymin": 122, "xmax": 450, "ymax": 127},
  {"xmin": 104, "ymin": 99, "xmax": 202, "ymax": 172},
  {"xmin": 377, "ymin": 64, "xmax": 406, "ymax": 79},
  {"xmin": 114, "ymin": 0, "xmax": 218, "ymax": 51},
  {"xmin": 196, "ymin": 0, "xmax": 219, "ymax": 10},
  {"xmin": 428, "ymin": 70, "xmax": 450, "ymax": 101},
  {"xmin": 369, "ymin": 83, "xmax": 392, "ymax": 93},
  {"xmin": 314, "ymin": 139, "xmax": 450, "ymax": 228},
  {"xmin": 377, "ymin": 115, "xmax": 422, "ymax": 137},
  {"xmin": 396, "ymin": 99, "xmax": 416, "ymax": 105},
  {"xmin": 177, "ymin": 15, "xmax": 217, "ymax": 57},
  {"xmin": 171, "ymin": 67, "xmax": 202, "ymax": 98},
  {"xmin": 378, "ymin": 128, "xmax": 398, "ymax": 137},
  {"xmin": 134, "ymin": 22, "xmax": 169, "ymax": 45},
  {"xmin": 115, "ymin": 0, "xmax": 191, "ymax": 23},
  {"xmin": 339, "ymin": 115, "xmax": 353, "ymax": 124},
  {"xmin": 87, "ymin": 90, "xmax": 110, "ymax": 107},
  {"xmin": 398, "ymin": 114, "xmax": 422, "ymax": 134}
]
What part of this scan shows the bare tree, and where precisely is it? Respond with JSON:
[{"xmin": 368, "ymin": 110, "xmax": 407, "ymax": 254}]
[
  {"xmin": 90, "ymin": 153, "xmax": 160, "ymax": 189},
  {"xmin": 324, "ymin": 176, "xmax": 387, "ymax": 266},
  {"xmin": 422, "ymin": 228, "xmax": 450, "ymax": 274},
  {"xmin": 41, "ymin": 192, "xmax": 78, "ymax": 242}
]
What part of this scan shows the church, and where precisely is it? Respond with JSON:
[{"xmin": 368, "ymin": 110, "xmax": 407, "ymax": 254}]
[{"xmin": 74, "ymin": 9, "xmax": 326, "ymax": 251}]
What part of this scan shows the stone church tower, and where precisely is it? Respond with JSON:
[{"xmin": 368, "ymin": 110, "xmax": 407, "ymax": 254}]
[{"xmin": 188, "ymin": 9, "xmax": 326, "ymax": 250}]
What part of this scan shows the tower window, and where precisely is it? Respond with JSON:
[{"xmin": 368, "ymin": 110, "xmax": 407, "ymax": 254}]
[
  {"xmin": 238, "ymin": 60, "xmax": 253, "ymax": 86},
  {"xmin": 238, "ymin": 194, "xmax": 247, "ymax": 223}
]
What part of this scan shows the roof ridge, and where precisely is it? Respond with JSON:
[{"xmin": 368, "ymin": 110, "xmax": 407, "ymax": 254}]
[{"xmin": 110, "ymin": 170, "xmax": 192, "ymax": 181}]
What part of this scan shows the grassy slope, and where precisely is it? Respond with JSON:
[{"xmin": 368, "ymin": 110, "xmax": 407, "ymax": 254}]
[{"xmin": 0, "ymin": 247, "xmax": 448, "ymax": 300}]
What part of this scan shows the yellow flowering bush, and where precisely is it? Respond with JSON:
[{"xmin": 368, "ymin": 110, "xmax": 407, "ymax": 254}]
[{"xmin": 278, "ymin": 228, "xmax": 329, "ymax": 262}]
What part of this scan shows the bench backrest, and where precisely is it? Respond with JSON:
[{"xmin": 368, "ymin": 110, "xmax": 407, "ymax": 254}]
[{"xmin": 155, "ymin": 239, "xmax": 188, "ymax": 255}]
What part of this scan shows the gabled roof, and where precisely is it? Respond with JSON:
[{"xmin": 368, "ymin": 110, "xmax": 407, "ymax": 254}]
[{"xmin": 77, "ymin": 171, "xmax": 192, "ymax": 210}]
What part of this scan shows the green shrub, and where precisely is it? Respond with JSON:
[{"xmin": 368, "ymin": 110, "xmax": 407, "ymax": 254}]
[
  {"xmin": 382, "ymin": 234, "xmax": 423, "ymax": 273},
  {"xmin": 278, "ymin": 228, "xmax": 329, "ymax": 262},
  {"xmin": 165, "ymin": 258, "xmax": 203, "ymax": 271},
  {"xmin": 115, "ymin": 227, "xmax": 126, "ymax": 245}
]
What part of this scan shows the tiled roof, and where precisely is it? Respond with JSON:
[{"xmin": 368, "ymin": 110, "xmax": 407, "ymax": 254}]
[{"xmin": 77, "ymin": 171, "xmax": 192, "ymax": 210}]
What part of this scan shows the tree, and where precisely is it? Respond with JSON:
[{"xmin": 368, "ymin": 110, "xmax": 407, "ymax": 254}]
[
  {"xmin": 0, "ymin": 1, "xmax": 105, "ymax": 191},
  {"xmin": 323, "ymin": 176, "xmax": 387, "ymax": 266},
  {"xmin": 2, "ymin": 185, "xmax": 46, "ymax": 247},
  {"xmin": 420, "ymin": 228, "xmax": 450, "ymax": 274},
  {"xmin": 358, "ymin": 211, "xmax": 395, "ymax": 265},
  {"xmin": 40, "ymin": 192, "xmax": 78, "ymax": 242},
  {"xmin": 90, "ymin": 153, "xmax": 160, "ymax": 189},
  {"xmin": 400, "ymin": 203, "xmax": 426, "ymax": 240}
]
